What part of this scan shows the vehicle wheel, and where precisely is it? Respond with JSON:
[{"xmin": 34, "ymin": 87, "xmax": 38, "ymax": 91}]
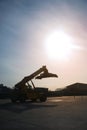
[
  {"xmin": 19, "ymin": 97, "xmax": 25, "ymax": 103},
  {"xmin": 11, "ymin": 97, "xmax": 17, "ymax": 103},
  {"xmin": 40, "ymin": 96, "xmax": 47, "ymax": 102},
  {"xmin": 31, "ymin": 98, "xmax": 37, "ymax": 102}
]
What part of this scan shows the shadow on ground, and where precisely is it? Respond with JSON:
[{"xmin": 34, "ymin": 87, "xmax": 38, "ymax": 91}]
[{"xmin": 0, "ymin": 101, "xmax": 57, "ymax": 113}]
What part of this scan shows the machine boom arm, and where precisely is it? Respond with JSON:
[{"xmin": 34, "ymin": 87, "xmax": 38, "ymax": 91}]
[
  {"xmin": 15, "ymin": 66, "xmax": 58, "ymax": 88},
  {"xmin": 20, "ymin": 66, "xmax": 48, "ymax": 84}
]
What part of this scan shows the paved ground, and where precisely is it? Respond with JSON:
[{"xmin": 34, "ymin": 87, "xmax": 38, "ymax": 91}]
[{"xmin": 0, "ymin": 96, "xmax": 87, "ymax": 130}]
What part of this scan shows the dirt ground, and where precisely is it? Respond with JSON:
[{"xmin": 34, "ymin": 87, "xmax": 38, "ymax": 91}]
[{"xmin": 0, "ymin": 96, "xmax": 87, "ymax": 130}]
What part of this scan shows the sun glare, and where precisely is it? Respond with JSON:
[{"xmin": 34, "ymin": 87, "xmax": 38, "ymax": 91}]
[{"xmin": 45, "ymin": 30, "xmax": 76, "ymax": 60}]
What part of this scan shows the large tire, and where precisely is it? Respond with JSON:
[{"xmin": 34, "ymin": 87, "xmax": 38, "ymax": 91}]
[
  {"xmin": 11, "ymin": 97, "xmax": 17, "ymax": 103},
  {"xmin": 40, "ymin": 96, "xmax": 47, "ymax": 102},
  {"xmin": 31, "ymin": 98, "xmax": 37, "ymax": 102},
  {"xmin": 19, "ymin": 97, "xmax": 25, "ymax": 103}
]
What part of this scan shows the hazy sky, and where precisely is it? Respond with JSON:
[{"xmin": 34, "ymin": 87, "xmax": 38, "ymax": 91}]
[{"xmin": 0, "ymin": 0, "xmax": 87, "ymax": 90}]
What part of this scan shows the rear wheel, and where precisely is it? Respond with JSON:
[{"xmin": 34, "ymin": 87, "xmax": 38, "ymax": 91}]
[
  {"xmin": 31, "ymin": 98, "xmax": 37, "ymax": 102},
  {"xmin": 40, "ymin": 96, "xmax": 47, "ymax": 102},
  {"xmin": 19, "ymin": 97, "xmax": 26, "ymax": 103},
  {"xmin": 11, "ymin": 97, "xmax": 17, "ymax": 103}
]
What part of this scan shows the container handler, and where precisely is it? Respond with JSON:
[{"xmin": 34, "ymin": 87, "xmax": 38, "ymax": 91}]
[{"xmin": 11, "ymin": 66, "xmax": 58, "ymax": 103}]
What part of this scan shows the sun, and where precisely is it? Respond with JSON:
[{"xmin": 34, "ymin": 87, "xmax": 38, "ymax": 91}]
[{"xmin": 45, "ymin": 30, "xmax": 75, "ymax": 60}]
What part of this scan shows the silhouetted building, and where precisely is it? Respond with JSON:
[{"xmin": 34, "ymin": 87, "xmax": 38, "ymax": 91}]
[
  {"xmin": 63, "ymin": 83, "xmax": 87, "ymax": 96},
  {"xmin": 0, "ymin": 84, "xmax": 11, "ymax": 99}
]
